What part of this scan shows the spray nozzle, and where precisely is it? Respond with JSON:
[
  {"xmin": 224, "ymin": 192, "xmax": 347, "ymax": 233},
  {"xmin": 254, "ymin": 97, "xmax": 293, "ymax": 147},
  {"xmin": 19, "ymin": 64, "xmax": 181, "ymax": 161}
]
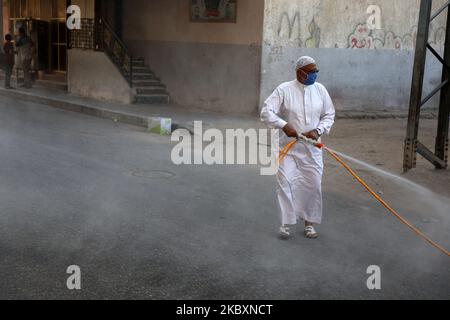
[
  {"xmin": 298, "ymin": 135, "xmax": 325, "ymax": 149},
  {"xmin": 315, "ymin": 143, "xmax": 325, "ymax": 149}
]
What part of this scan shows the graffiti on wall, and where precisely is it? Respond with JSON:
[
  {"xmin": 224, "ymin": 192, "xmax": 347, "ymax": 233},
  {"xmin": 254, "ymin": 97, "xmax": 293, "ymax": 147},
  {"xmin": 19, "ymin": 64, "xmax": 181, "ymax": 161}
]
[
  {"xmin": 271, "ymin": 2, "xmax": 446, "ymax": 52},
  {"xmin": 348, "ymin": 22, "xmax": 445, "ymax": 51},
  {"xmin": 429, "ymin": 25, "xmax": 446, "ymax": 52},
  {"xmin": 305, "ymin": 18, "xmax": 321, "ymax": 48},
  {"xmin": 348, "ymin": 23, "xmax": 417, "ymax": 50},
  {"xmin": 277, "ymin": 12, "xmax": 321, "ymax": 48},
  {"xmin": 277, "ymin": 11, "xmax": 302, "ymax": 45}
]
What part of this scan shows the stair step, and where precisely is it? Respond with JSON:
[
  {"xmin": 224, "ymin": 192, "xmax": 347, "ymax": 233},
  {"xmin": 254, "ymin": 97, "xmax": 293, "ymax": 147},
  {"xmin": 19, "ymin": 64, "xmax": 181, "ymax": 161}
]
[
  {"xmin": 132, "ymin": 62, "xmax": 145, "ymax": 68},
  {"xmin": 132, "ymin": 74, "xmax": 159, "ymax": 81},
  {"xmin": 132, "ymin": 62, "xmax": 147, "ymax": 66},
  {"xmin": 36, "ymin": 80, "xmax": 68, "ymax": 91},
  {"xmin": 134, "ymin": 82, "xmax": 166, "ymax": 88},
  {"xmin": 135, "ymin": 94, "xmax": 170, "ymax": 104},
  {"xmin": 132, "ymin": 71, "xmax": 155, "ymax": 76},
  {"xmin": 0, "ymin": 71, "xmax": 67, "ymax": 91},
  {"xmin": 127, "ymin": 57, "xmax": 170, "ymax": 104},
  {"xmin": 133, "ymin": 66, "xmax": 153, "ymax": 74},
  {"xmin": 132, "ymin": 79, "xmax": 164, "ymax": 86},
  {"xmin": 136, "ymin": 87, "xmax": 168, "ymax": 95}
]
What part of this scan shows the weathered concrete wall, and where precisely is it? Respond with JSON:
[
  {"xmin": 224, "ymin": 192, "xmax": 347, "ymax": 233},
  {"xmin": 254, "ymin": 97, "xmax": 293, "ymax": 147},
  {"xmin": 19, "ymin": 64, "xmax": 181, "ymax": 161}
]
[
  {"xmin": 261, "ymin": 0, "xmax": 447, "ymax": 111},
  {"xmin": 68, "ymin": 49, "xmax": 133, "ymax": 104},
  {"xmin": 123, "ymin": 0, "xmax": 264, "ymax": 115}
]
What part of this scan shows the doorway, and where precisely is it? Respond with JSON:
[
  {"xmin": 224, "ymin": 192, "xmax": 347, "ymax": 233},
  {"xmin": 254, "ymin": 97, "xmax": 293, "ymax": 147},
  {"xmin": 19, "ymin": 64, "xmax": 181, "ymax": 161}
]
[
  {"xmin": 50, "ymin": 0, "xmax": 67, "ymax": 72},
  {"xmin": 7, "ymin": 0, "xmax": 67, "ymax": 76}
]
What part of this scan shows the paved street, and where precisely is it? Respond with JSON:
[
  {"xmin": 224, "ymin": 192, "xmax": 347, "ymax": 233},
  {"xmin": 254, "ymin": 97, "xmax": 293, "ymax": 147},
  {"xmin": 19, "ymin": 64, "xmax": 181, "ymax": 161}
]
[{"xmin": 0, "ymin": 96, "xmax": 449, "ymax": 300}]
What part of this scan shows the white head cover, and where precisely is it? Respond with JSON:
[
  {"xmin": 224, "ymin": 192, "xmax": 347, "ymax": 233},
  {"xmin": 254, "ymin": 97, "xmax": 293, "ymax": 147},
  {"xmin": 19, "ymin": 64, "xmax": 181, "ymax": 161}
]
[{"xmin": 295, "ymin": 56, "xmax": 316, "ymax": 71}]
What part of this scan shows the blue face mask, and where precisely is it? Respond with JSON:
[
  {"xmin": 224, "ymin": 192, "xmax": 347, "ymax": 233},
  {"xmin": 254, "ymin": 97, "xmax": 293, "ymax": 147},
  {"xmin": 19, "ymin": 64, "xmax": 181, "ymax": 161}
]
[{"xmin": 304, "ymin": 71, "xmax": 318, "ymax": 86}]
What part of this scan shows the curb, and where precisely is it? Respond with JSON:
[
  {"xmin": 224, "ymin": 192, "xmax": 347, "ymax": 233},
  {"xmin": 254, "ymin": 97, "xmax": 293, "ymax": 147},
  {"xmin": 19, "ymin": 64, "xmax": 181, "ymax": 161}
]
[
  {"xmin": 335, "ymin": 111, "xmax": 438, "ymax": 120},
  {"xmin": 0, "ymin": 88, "xmax": 170, "ymax": 132}
]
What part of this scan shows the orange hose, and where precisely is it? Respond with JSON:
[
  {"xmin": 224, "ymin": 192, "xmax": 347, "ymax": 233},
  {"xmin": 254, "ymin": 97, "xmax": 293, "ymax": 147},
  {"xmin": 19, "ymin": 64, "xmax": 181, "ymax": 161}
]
[
  {"xmin": 278, "ymin": 140, "xmax": 450, "ymax": 257},
  {"xmin": 278, "ymin": 140, "xmax": 298, "ymax": 165}
]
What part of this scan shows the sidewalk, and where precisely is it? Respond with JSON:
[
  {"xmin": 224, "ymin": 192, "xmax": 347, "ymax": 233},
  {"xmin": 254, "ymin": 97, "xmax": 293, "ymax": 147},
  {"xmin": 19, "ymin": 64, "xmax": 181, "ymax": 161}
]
[
  {"xmin": 0, "ymin": 85, "xmax": 262, "ymax": 133},
  {"xmin": 0, "ymin": 85, "xmax": 439, "ymax": 135}
]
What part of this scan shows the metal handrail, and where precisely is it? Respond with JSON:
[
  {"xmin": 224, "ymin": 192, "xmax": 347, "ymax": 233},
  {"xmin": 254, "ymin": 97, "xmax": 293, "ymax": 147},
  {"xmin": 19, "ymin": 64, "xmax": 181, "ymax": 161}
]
[
  {"xmin": 97, "ymin": 18, "xmax": 133, "ymax": 87},
  {"xmin": 102, "ymin": 19, "xmax": 130, "ymax": 53}
]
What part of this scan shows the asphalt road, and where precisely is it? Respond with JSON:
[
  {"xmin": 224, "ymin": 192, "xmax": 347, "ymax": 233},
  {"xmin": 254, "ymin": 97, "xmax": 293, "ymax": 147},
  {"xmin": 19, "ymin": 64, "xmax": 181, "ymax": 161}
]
[{"xmin": 0, "ymin": 96, "xmax": 449, "ymax": 299}]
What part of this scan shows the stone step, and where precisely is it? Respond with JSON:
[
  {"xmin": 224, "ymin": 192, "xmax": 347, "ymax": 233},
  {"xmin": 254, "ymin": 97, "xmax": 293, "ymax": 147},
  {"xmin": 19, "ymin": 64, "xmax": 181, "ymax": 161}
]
[
  {"xmin": 132, "ymin": 79, "xmax": 164, "ymax": 87},
  {"xmin": 134, "ymin": 81, "xmax": 166, "ymax": 88},
  {"xmin": 0, "ymin": 73, "xmax": 67, "ymax": 91},
  {"xmin": 35, "ymin": 79, "xmax": 68, "ymax": 91},
  {"xmin": 132, "ymin": 74, "xmax": 159, "ymax": 81},
  {"xmin": 132, "ymin": 59, "xmax": 146, "ymax": 67},
  {"xmin": 136, "ymin": 87, "xmax": 168, "ymax": 95},
  {"xmin": 135, "ymin": 94, "xmax": 170, "ymax": 104},
  {"xmin": 132, "ymin": 71, "xmax": 155, "ymax": 76},
  {"xmin": 109, "ymin": 59, "xmax": 152, "ymax": 74},
  {"xmin": 129, "ymin": 57, "xmax": 169, "ymax": 104},
  {"xmin": 133, "ymin": 66, "xmax": 154, "ymax": 74}
]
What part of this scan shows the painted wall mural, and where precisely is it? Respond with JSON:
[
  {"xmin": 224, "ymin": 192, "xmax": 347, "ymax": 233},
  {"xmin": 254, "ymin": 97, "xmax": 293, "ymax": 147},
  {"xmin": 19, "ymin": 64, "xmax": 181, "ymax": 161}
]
[{"xmin": 190, "ymin": 0, "xmax": 237, "ymax": 23}]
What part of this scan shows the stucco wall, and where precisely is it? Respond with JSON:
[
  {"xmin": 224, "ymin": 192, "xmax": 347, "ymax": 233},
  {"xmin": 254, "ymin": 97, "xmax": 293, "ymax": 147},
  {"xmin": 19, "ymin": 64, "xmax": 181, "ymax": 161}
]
[
  {"xmin": 261, "ymin": 0, "xmax": 447, "ymax": 111},
  {"xmin": 123, "ymin": 0, "xmax": 263, "ymax": 45},
  {"xmin": 71, "ymin": 0, "xmax": 95, "ymax": 19},
  {"xmin": 68, "ymin": 49, "xmax": 133, "ymax": 104},
  {"xmin": 123, "ymin": 0, "xmax": 264, "ymax": 115}
]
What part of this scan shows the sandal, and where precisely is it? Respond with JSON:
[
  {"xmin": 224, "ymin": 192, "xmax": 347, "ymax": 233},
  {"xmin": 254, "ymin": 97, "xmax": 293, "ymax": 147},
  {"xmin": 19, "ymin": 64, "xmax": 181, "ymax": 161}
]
[
  {"xmin": 279, "ymin": 226, "xmax": 291, "ymax": 239},
  {"xmin": 304, "ymin": 226, "xmax": 319, "ymax": 239}
]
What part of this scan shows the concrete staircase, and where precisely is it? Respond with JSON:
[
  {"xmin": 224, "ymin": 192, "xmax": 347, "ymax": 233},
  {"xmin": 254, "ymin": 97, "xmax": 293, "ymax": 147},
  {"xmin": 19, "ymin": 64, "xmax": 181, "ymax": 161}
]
[{"xmin": 132, "ymin": 58, "xmax": 170, "ymax": 104}]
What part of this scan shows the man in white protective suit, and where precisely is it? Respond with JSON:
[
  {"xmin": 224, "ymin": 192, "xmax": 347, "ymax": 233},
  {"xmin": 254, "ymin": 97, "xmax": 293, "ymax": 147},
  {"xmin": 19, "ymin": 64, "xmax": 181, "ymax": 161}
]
[{"xmin": 261, "ymin": 56, "xmax": 336, "ymax": 239}]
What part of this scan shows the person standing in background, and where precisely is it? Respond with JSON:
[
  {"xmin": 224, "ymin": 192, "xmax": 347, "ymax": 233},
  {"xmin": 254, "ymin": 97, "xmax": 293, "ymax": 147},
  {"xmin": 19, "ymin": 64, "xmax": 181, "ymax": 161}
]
[
  {"xmin": 3, "ymin": 34, "xmax": 15, "ymax": 89},
  {"xmin": 16, "ymin": 27, "xmax": 34, "ymax": 89}
]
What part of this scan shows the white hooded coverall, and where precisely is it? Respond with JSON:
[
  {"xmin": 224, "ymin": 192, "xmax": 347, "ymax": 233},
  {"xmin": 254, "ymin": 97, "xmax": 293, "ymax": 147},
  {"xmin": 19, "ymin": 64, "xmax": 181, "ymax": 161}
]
[{"xmin": 261, "ymin": 80, "xmax": 336, "ymax": 225}]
